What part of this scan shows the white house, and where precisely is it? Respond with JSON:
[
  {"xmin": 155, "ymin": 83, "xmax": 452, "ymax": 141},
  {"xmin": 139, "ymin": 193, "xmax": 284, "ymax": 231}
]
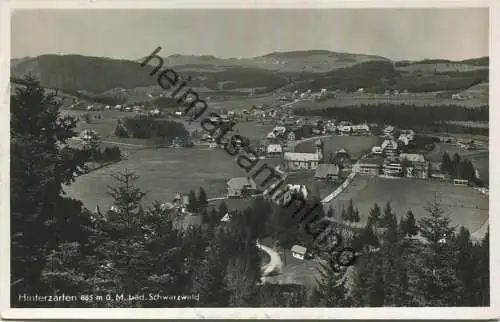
[
  {"xmin": 383, "ymin": 125, "xmax": 395, "ymax": 136},
  {"xmin": 381, "ymin": 139, "xmax": 398, "ymax": 155},
  {"xmin": 340, "ymin": 125, "xmax": 352, "ymax": 135},
  {"xmin": 351, "ymin": 124, "xmax": 370, "ymax": 135},
  {"xmin": 291, "ymin": 245, "xmax": 308, "ymax": 260},
  {"xmin": 267, "ymin": 144, "xmax": 283, "ymax": 156}
]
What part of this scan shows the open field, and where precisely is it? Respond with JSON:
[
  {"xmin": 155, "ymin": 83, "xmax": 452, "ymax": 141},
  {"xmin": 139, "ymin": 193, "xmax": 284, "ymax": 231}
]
[
  {"xmin": 292, "ymin": 94, "xmax": 487, "ymax": 109},
  {"xmin": 324, "ymin": 176, "xmax": 488, "ymax": 236},
  {"xmin": 64, "ymin": 148, "xmax": 251, "ymax": 210},
  {"xmin": 294, "ymin": 135, "xmax": 381, "ymax": 159},
  {"xmin": 396, "ymin": 63, "xmax": 487, "ymax": 73}
]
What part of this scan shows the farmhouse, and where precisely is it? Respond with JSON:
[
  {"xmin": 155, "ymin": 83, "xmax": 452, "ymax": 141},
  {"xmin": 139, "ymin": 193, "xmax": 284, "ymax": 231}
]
[
  {"xmin": 226, "ymin": 177, "xmax": 258, "ymax": 198},
  {"xmin": 353, "ymin": 156, "xmax": 383, "ymax": 175},
  {"xmin": 314, "ymin": 164, "xmax": 341, "ymax": 181},
  {"xmin": 351, "ymin": 124, "xmax": 370, "ymax": 136},
  {"xmin": 285, "ymin": 130, "xmax": 296, "ymax": 142},
  {"xmin": 400, "ymin": 153, "xmax": 429, "ymax": 179},
  {"xmin": 383, "ymin": 126, "xmax": 395, "ymax": 136},
  {"xmin": 291, "ymin": 245, "xmax": 308, "ymax": 260},
  {"xmin": 267, "ymin": 144, "xmax": 283, "ymax": 156},
  {"xmin": 340, "ymin": 125, "xmax": 352, "ymax": 135},
  {"xmin": 383, "ymin": 157, "xmax": 403, "ymax": 177},
  {"xmin": 381, "ymin": 139, "xmax": 399, "ymax": 156}
]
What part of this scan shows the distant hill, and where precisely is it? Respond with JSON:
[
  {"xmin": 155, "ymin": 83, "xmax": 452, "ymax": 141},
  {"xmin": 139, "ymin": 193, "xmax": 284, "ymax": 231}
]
[
  {"xmin": 11, "ymin": 52, "xmax": 489, "ymax": 96},
  {"xmin": 12, "ymin": 54, "xmax": 158, "ymax": 94},
  {"xmin": 139, "ymin": 50, "xmax": 390, "ymax": 73},
  {"xmin": 11, "ymin": 54, "xmax": 287, "ymax": 95}
]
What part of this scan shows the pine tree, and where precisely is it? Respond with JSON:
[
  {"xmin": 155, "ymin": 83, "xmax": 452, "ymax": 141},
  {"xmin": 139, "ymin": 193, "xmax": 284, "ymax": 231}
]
[
  {"xmin": 416, "ymin": 197, "xmax": 460, "ymax": 306},
  {"xmin": 452, "ymin": 153, "xmax": 462, "ymax": 178},
  {"xmin": 441, "ymin": 152, "xmax": 452, "ymax": 174},
  {"xmin": 401, "ymin": 210, "xmax": 418, "ymax": 237},
  {"xmin": 352, "ymin": 208, "xmax": 361, "ymax": 223},
  {"xmin": 191, "ymin": 230, "xmax": 230, "ymax": 307},
  {"xmin": 315, "ymin": 261, "xmax": 351, "ymax": 307},
  {"xmin": 453, "ymin": 227, "xmax": 478, "ymax": 306},
  {"xmin": 327, "ymin": 207, "xmax": 334, "ymax": 218},
  {"xmin": 367, "ymin": 203, "xmax": 381, "ymax": 227},
  {"xmin": 187, "ymin": 189, "xmax": 198, "ymax": 212},
  {"xmin": 341, "ymin": 206, "xmax": 348, "ymax": 222},
  {"xmin": 347, "ymin": 199, "xmax": 355, "ymax": 222},
  {"xmin": 381, "ymin": 202, "xmax": 395, "ymax": 228},
  {"xmin": 11, "ymin": 76, "xmax": 92, "ymax": 305},
  {"xmin": 180, "ymin": 226, "xmax": 207, "ymax": 294},
  {"xmin": 95, "ymin": 170, "xmax": 149, "ymax": 300},
  {"xmin": 218, "ymin": 201, "xmax": 229, "ymax": 218},
  {"xmin": 477, "ymin": 230, "xmax": 489, "ymax": 306},
  {"xmin": 225, "ymin": 257, "xmax": 260, "ymax": 307}
]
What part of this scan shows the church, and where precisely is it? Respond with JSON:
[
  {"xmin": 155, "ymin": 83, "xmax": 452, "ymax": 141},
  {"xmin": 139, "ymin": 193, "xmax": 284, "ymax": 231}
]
[{"xmin": 283, "ymin": 139, "xmax": 324, "ymax": 171}]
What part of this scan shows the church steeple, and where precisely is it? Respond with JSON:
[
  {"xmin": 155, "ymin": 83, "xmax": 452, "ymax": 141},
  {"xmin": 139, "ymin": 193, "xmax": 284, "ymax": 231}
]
[{"xmin": 314, "ymin": 139, "xmax": 324, "ymax": 161}]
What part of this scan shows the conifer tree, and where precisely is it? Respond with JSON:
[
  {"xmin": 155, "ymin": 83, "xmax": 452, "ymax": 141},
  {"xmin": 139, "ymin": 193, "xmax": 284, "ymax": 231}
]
[
  {"xmin": 315, "ymin": 261, "xmax": 351, "ymax": 307},
  {"xmin": 198, "ymin": 187, "xmax": 208, "ymax": 209},
  {"xmin": 187, "ymin": 189, "xmax": 198, "ymax": 212},
  {"xmin": 367, "ymin": 203, "xmax": 381, "ymax": 227},
  {"xmin": 401, "ymin": 210, "xmax": 418, "ymax": 237},
  {"xmin": 11, "ymin": 75, "xmax": 92, "ymax": 304},
  {"xmin": 347, "ymin": 199, "xmax": 355, "ymax": 222},
  {"xmin": 453, "ymin": 227, "xmax": 477, "ymax": 306},
  {"xmin": 341, "ymin": 206, "xmax": 348, "ymax": 222},
  {"xmin": 191, "ymin": 229, "xmax": 230, "ymax": 307},
  {"xmin": 353, "ymin": 208, "xmax": 361, "ymax": 223},
  {"xmin": 477, "ymin": 230, "xmax": 490, "ymax": 306},
  {"xmin": 416, "ymin": 197, "xmax": 460, "ymax": 306},
  {"xmin": 441, "ymin": 152, "xmax": 452, "ymax": 174}
]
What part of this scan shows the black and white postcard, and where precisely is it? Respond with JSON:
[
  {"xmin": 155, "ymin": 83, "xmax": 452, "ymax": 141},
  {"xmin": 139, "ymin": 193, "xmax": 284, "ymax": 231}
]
[{"xmin": 1, "ymin": 0, "xmax": 498, "ymax": 319}]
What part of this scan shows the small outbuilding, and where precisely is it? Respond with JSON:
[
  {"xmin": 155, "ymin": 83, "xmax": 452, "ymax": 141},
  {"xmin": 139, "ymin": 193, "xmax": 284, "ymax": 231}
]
[
  {"xmin": 291, "ymin": 245, "xmax": 308, "ymax": 260},
  {"xmin": 314, "ymin": 164, "xmax": 340, "ymax": 181}
]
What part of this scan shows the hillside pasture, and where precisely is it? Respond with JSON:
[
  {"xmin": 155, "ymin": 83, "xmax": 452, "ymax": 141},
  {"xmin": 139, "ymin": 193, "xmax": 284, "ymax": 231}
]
[
  {"xmin": 396, "ymin": 62, "xmax": 488, "ymax": 73},
  {"xmin": 325, "ymin": 176, "xmax": 488, "ymax": 236},
  {"xmin": 292, "ymin": 93, "xmax": 487, "ymax": 109},
  {"xmin": 64, "ymin": 147, "xmax": 252, "ymax": 211}
]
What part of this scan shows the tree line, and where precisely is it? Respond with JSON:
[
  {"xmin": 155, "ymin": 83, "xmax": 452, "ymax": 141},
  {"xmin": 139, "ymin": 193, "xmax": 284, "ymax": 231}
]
[
  {"xmin": 441, "ymin": 152, "xmax": 482, "ymax": 185},
  {"xmin": 294, "ymin": 104, "xmax": 488, "ymax": 128},
  {"xmin": 115, "ymin": 116, "xmax": 189, "ymax": 143},
  {"xmin": 10, "ymin": 75, "xmax": 489, "ymax": 308}
]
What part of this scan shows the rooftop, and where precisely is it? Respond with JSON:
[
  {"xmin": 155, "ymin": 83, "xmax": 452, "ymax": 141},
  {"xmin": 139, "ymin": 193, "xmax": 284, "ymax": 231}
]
[
  {"xmin": 291, "ymin": 245, "xmax": 307, "ymax": 255},
  {"xmin": 284, "ymin": 152, "xmax": 320, "ymax": 162},
  {"xmin": 315, "ymin": 164, "xmax": 340, "ymax": 178},
  {"xmin": 400, "ymin": 153, "xmax": 426, "ymax": 163},
  {"xmin": 227, "ymin": 177, "xmax": 257, "ymax": 189}
]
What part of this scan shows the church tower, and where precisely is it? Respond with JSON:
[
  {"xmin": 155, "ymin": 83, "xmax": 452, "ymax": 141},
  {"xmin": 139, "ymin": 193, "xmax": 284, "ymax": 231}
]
[{"xmin": 314, "ymin": 139, "xmax": 324, "ymax": 161}]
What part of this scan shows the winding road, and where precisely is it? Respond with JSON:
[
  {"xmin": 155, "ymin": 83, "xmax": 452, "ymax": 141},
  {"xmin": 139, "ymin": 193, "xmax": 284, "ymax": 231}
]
[{"xmin": 256, "ymin": 242, "xmax": 283, "ymax": 278}]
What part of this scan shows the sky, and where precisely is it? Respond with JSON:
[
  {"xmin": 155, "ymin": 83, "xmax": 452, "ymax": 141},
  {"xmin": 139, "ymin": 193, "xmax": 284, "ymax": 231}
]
[{"xmin": 11, "ymin": 8, "xmax": 489, "ymax": 61}]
